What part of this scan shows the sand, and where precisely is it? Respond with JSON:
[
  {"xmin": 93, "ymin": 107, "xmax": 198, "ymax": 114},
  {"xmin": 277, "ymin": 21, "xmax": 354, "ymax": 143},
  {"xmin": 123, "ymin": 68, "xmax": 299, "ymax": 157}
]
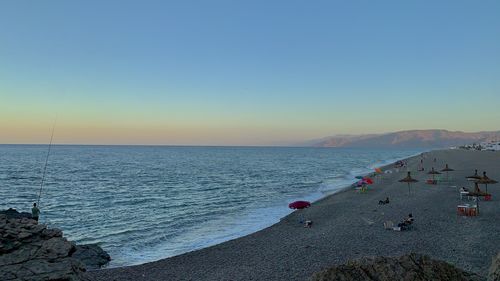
[{"xmin": 87, "ymin": 149, "xmax": 500, "ymax": 281}]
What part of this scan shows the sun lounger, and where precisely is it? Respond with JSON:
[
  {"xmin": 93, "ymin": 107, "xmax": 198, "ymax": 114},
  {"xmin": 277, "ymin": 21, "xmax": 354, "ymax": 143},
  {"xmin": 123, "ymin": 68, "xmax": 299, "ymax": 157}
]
[
  {"xmin": 384, "ymin": 221, "xmax": 393, "ymax": 229},
  {"xmin": 384, "ymin": 221, "xmax": 401, "ymax": 231}
]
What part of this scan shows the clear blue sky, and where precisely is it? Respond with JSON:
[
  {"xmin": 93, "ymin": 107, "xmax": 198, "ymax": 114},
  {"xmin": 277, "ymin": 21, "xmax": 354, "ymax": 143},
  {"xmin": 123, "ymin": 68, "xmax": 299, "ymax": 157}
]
[{"xmin": 1, "ymin": 0, "xmax": 499, "ymax": 145}]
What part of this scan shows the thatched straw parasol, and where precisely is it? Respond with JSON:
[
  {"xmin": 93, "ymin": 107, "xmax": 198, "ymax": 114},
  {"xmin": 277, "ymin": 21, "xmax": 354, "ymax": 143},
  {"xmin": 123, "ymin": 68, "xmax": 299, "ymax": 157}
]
[
  {"xmin": 418, "ymin": 159, "xmax": 425, "ymax": 171},
  {"xmin": 466, "ymin": 169, "xmax": 481, "ymax": 181},
  {"xmin": 476, "ymin": 171, "xmax": 498, "ymax": 193},
  {"xmin": 399, "ymin": 171, "xmax": 418, "ymax": 195},
  {"xmin": 467, "ymin": 182, "xmax": 490, "ymax": 214},
  {"xmin": 427, "ymin": 167, "xmax": 441, "ymax": 180},
  {"xmin": 440, "ymin": 164, "xmax": 454, "ymax": 181}
]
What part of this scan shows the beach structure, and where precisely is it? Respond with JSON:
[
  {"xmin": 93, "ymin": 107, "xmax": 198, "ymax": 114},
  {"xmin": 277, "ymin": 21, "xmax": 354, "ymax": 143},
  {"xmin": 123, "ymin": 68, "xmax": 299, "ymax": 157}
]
[
  {"xmin": 289, "ymin": 201, "xmax": 311, "ymax": 224},
  {"xmin": 440, "ymin": 164, "xmax": 454, "ymax": 181},
  {"xmin": 427, "ymin": 167, "xmax": 441, "ymax": 183},
  {"xmin": 362, "ymin": 177, "xmax": 374, "ymax": 185},
  {"xmin": 476, "ymin": 171, "xmax": 498, "ymax": 194},
  {"xmin": 399, "ymin": 171, "xmax": 418, "ymax": 195},
  {"xmin": 466, "ymin": 169, "xmax": 482, "ymax": 182},
  {"xmin": 418, "ymin": 159, "xmax": 424, "ymax": 171},
  {"xmin": 288, "ymin": 201, "xmax": 311, "ymax": 209},
  {"xmin": 463, "ymin": 182, "xmax": 488, "ymax": 215}
]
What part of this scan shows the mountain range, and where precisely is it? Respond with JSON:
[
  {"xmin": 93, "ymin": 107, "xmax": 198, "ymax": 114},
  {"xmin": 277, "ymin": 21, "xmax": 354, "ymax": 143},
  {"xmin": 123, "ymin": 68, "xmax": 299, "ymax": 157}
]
[{"xmin": 306, "ymin": 130, "xmax": 500, "ymax": 148}]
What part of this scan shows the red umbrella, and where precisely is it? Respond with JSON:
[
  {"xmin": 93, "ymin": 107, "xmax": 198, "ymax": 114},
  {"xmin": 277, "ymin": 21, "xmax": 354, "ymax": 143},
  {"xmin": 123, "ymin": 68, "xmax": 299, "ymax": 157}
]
[
  {"xmin": 362, "ymin": 177, "xmax": 374, "ymax": 185},
  {"xmin": 288, "ymin": 201, "xmax": 311, "ymax": 209}
]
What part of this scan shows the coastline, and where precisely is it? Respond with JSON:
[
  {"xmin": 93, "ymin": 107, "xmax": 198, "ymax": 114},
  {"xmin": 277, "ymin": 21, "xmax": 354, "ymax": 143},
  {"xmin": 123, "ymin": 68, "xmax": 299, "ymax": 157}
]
[
  {"xmin": 89, "ymin": 150, "xmax": 425, "ymax": 270},
  {"xmin": 108, "ymin": 149, "xmax": 424, "ymax": 268},
  {"xmin": 88, "ymin": 149, "xmax": 500, "ymax": 280}
]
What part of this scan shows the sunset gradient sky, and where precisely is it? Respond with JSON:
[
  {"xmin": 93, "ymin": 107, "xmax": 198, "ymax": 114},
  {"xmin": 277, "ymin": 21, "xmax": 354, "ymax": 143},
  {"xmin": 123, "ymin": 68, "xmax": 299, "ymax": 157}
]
[{"xmin": 1, "ymin": 1, "xmax": 499, "ymax": 145}]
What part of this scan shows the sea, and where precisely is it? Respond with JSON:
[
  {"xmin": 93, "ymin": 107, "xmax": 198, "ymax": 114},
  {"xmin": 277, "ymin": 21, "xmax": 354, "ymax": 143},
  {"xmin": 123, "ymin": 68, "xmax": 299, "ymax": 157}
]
[{"xmin": 0, "ymin": 145, "xmax": 422, "ymax": 267}]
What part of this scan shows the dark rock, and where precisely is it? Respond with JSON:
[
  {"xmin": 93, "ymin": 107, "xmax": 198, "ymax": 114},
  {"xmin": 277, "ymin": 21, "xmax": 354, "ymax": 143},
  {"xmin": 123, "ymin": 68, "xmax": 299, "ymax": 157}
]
[
  {"xmin": 74, "ymin": 244, "xmax": 112, "ymax": 270},
  {"xmin": 0, "ymin": 209, "xmax": 111, "ymax": 270},
  {"xmin": 0, "ymin": 208, "xmax": 32, "ymax": 219},
  {"xmin": 0, "ymin": 214, "xmax": 88, "ymax": 281},
  {"xmin": 489, "ymin": 252, "xmax": 500, "ymax": 281},
  {"xmin": 310, "ymin": 253, "xmax": 482, "ymax": 281}
]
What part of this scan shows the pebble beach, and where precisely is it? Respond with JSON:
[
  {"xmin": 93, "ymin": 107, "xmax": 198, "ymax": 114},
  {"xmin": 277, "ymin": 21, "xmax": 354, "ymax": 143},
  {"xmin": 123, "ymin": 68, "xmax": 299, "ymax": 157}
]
[{"xmin": 88, "ymin": 149, "xmax": 500, "ymax": 281}]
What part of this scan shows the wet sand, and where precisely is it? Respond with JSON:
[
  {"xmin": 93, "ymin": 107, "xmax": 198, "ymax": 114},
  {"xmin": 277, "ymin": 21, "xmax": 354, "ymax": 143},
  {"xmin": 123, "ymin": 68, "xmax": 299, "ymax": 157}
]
[{"xmin": 88, "ymin": 149, "xmax": 500, "ymax": 281}]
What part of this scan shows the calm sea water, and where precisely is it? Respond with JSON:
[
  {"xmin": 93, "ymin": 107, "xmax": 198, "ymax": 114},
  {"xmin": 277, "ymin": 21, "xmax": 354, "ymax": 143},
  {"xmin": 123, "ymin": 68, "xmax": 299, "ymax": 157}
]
[{"xmin": 0, "ymin": 145, "xmax": 421, "ymax": 266}]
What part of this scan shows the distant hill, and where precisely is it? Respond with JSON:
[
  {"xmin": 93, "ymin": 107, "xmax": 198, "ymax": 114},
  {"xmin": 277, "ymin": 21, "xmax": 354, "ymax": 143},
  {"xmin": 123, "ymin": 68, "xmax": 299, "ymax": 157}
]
[{"xmin": 308, "ymin": 130, "xmax": 500, "ymax": 148}]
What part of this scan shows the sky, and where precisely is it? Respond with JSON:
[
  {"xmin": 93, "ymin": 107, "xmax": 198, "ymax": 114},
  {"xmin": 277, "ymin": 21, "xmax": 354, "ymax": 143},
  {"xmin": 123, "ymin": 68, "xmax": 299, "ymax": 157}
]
[{"xmin": 1, "ymin": 0, "xmax": 499, "ymax": 145}]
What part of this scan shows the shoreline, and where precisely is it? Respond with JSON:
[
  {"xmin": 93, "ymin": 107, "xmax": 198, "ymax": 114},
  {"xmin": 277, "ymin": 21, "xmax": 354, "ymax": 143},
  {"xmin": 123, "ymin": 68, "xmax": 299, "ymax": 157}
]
[
  {"xmin": 88, "ymin": 148, "xmax": 500, "ymax": 280},
  {"xmin": 103, "ymin": 149, "xmax": 424, "ymax": 269}
]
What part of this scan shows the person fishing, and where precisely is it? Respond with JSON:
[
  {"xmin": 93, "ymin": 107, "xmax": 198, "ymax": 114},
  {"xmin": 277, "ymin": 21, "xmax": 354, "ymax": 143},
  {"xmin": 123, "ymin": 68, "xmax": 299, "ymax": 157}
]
[
  {"xmin": 32, "ymin": 203, "xmax": 40, "ymax": 223},
  {"xmin": 35, "ymin": 119, "xmax": 56, "ymax": 223}
]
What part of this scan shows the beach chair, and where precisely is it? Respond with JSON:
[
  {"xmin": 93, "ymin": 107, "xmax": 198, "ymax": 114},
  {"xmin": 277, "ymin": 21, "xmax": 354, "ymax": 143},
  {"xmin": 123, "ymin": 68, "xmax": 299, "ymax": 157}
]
[
  {"xmin": 384, "ymin": 221, "xmax": 400, "ymax": 231},
  {"xmin": 384, "ymin": 221, "xmax": 392, "ymax": 229}
]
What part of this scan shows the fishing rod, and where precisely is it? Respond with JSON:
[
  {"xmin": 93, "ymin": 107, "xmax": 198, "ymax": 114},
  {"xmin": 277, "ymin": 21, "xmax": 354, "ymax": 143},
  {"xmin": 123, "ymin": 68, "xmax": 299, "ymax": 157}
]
[{"xmin": 37, "ymin": 120, "xmax": 56, "ymax": 206}]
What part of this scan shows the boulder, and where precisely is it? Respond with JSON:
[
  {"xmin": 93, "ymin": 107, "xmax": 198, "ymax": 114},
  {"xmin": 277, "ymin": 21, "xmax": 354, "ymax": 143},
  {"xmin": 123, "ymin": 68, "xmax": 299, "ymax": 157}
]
[
  {"xmin": 74, "ymin": 244, "xmax": 112, "ymax": 270},
  {"xmin": 0, "ymin": 208, "xmax": 32, "ymax": 219},
  {"xmin": 0, "ymin": 209, "xmax": 111, "ymax": 270},
  {"xmin": 310, "ymin": 253, "xmax": 482, "ymax": 281},
  {"xmin": 0, "ymin": 214, "xmax": 89, "ymax": 281},
  {"xmin": 488, "ymin": 252, "xmax": 500, "ymax": 281}
]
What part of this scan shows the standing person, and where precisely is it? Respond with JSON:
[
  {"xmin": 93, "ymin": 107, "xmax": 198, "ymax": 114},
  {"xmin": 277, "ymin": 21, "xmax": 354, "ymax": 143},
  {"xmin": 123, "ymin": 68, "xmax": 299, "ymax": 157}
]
[{"xmin": 32, "ymin": 203, "xmax": 40, "ymax": 223}]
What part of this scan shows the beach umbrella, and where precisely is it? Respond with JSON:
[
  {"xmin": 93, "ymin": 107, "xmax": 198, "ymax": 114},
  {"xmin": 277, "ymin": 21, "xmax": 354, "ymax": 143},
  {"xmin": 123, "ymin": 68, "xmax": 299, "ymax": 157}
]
[
  {"xmin": 476, "ymin": 171, "xmax": 498, "ymax": 194},
  {"xmin": 418, "ymin": 159, "xmax": 424, "ymax": 171},
  {"xmin": 362, "ymin": 177, "xmax": 374, "ymax": 185},
  {"xmin": 467, "ymin": 182, "xmax": 487, "ymax": 214},
  {"xmin": 427, "ymin": 167, "xmax": 441, "ymax": 180},
  {"xmin": 374, "ymin": 168, "xmax": 383, "ymax": 183},
  {"xmin": 466, "ymin": 169, "xmax": 481, "ymax": 181},
  {"xmin": 288, "ymin": 201, "xmax": 311, "ymax": 209},
  {"xmin": 440, "ymin": 164, "xmax": 454, "ymax": 181},
  {"xmin": 399, "ymin": 171, "xmax": 418, "ymax": 195}
]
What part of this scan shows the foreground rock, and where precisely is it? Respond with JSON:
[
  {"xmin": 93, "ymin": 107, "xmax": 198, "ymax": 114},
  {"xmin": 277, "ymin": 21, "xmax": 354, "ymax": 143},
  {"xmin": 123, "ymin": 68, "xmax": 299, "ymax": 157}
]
[
  {"xmin": 0, "ymin": 214, "xmax": 88, "ymax": 281},
  {"xmin": 0, "ymin": 208, "xmax": 32, "ymax": 219},
  {"xmin": 310, "ymin": 253, "xmax": 482, "ymax": 281},
  {"xmin": 74, "ymin": 244, "xmax": 111, "ymax": 270},
  {"xmin": 0, "ymin": 208, "xmax": 111, "ymax": 271},
  {"xmin": 489, "ymin": 252, "xmax": 500, "ymax": 281}
]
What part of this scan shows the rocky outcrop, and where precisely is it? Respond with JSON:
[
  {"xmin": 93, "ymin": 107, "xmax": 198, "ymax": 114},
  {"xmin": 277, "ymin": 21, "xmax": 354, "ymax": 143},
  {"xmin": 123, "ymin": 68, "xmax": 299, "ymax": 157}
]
[
  {"xmin": 0, "ymin": 208, "xmax": 111, "ymax": 271},
  {"xmin": 0, "ymin": 214, "xmax": 88, "ymax": 281},
  {"xmin": 310, "ymin": 253, "xmax": 482, "ymax": 281},
  {"xmin": 0, "ymin": 208, "xmax": 32, "ymax": 219},
  {"xmin": 489, "ymin": 252, "xmax": 500, "ymax": 281},
  {"xmin": 74, "ymin": 244, "xmax": 111, "ymax": 270}
]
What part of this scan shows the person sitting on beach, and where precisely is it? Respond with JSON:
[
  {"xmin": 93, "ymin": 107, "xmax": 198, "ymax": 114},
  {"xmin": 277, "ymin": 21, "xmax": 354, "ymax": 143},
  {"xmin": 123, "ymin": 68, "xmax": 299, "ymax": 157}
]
[
  {"xmin": 378, "ymin": 197, "xmax": 390, "ymax": 205},
  {"xmin": 304, "ymin": 220, "xmax": 313, "ymax": 228},
  {"xmin": 31, "ymin": 203, "xmax": 40, "ymax": 223},
  {"xmin": 397, "ymin": 213, "xmax": 414, "ymax": 230},
  {"xmin": 404, "ymin": 213, "xmax": 414, "ymax": 225}
]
